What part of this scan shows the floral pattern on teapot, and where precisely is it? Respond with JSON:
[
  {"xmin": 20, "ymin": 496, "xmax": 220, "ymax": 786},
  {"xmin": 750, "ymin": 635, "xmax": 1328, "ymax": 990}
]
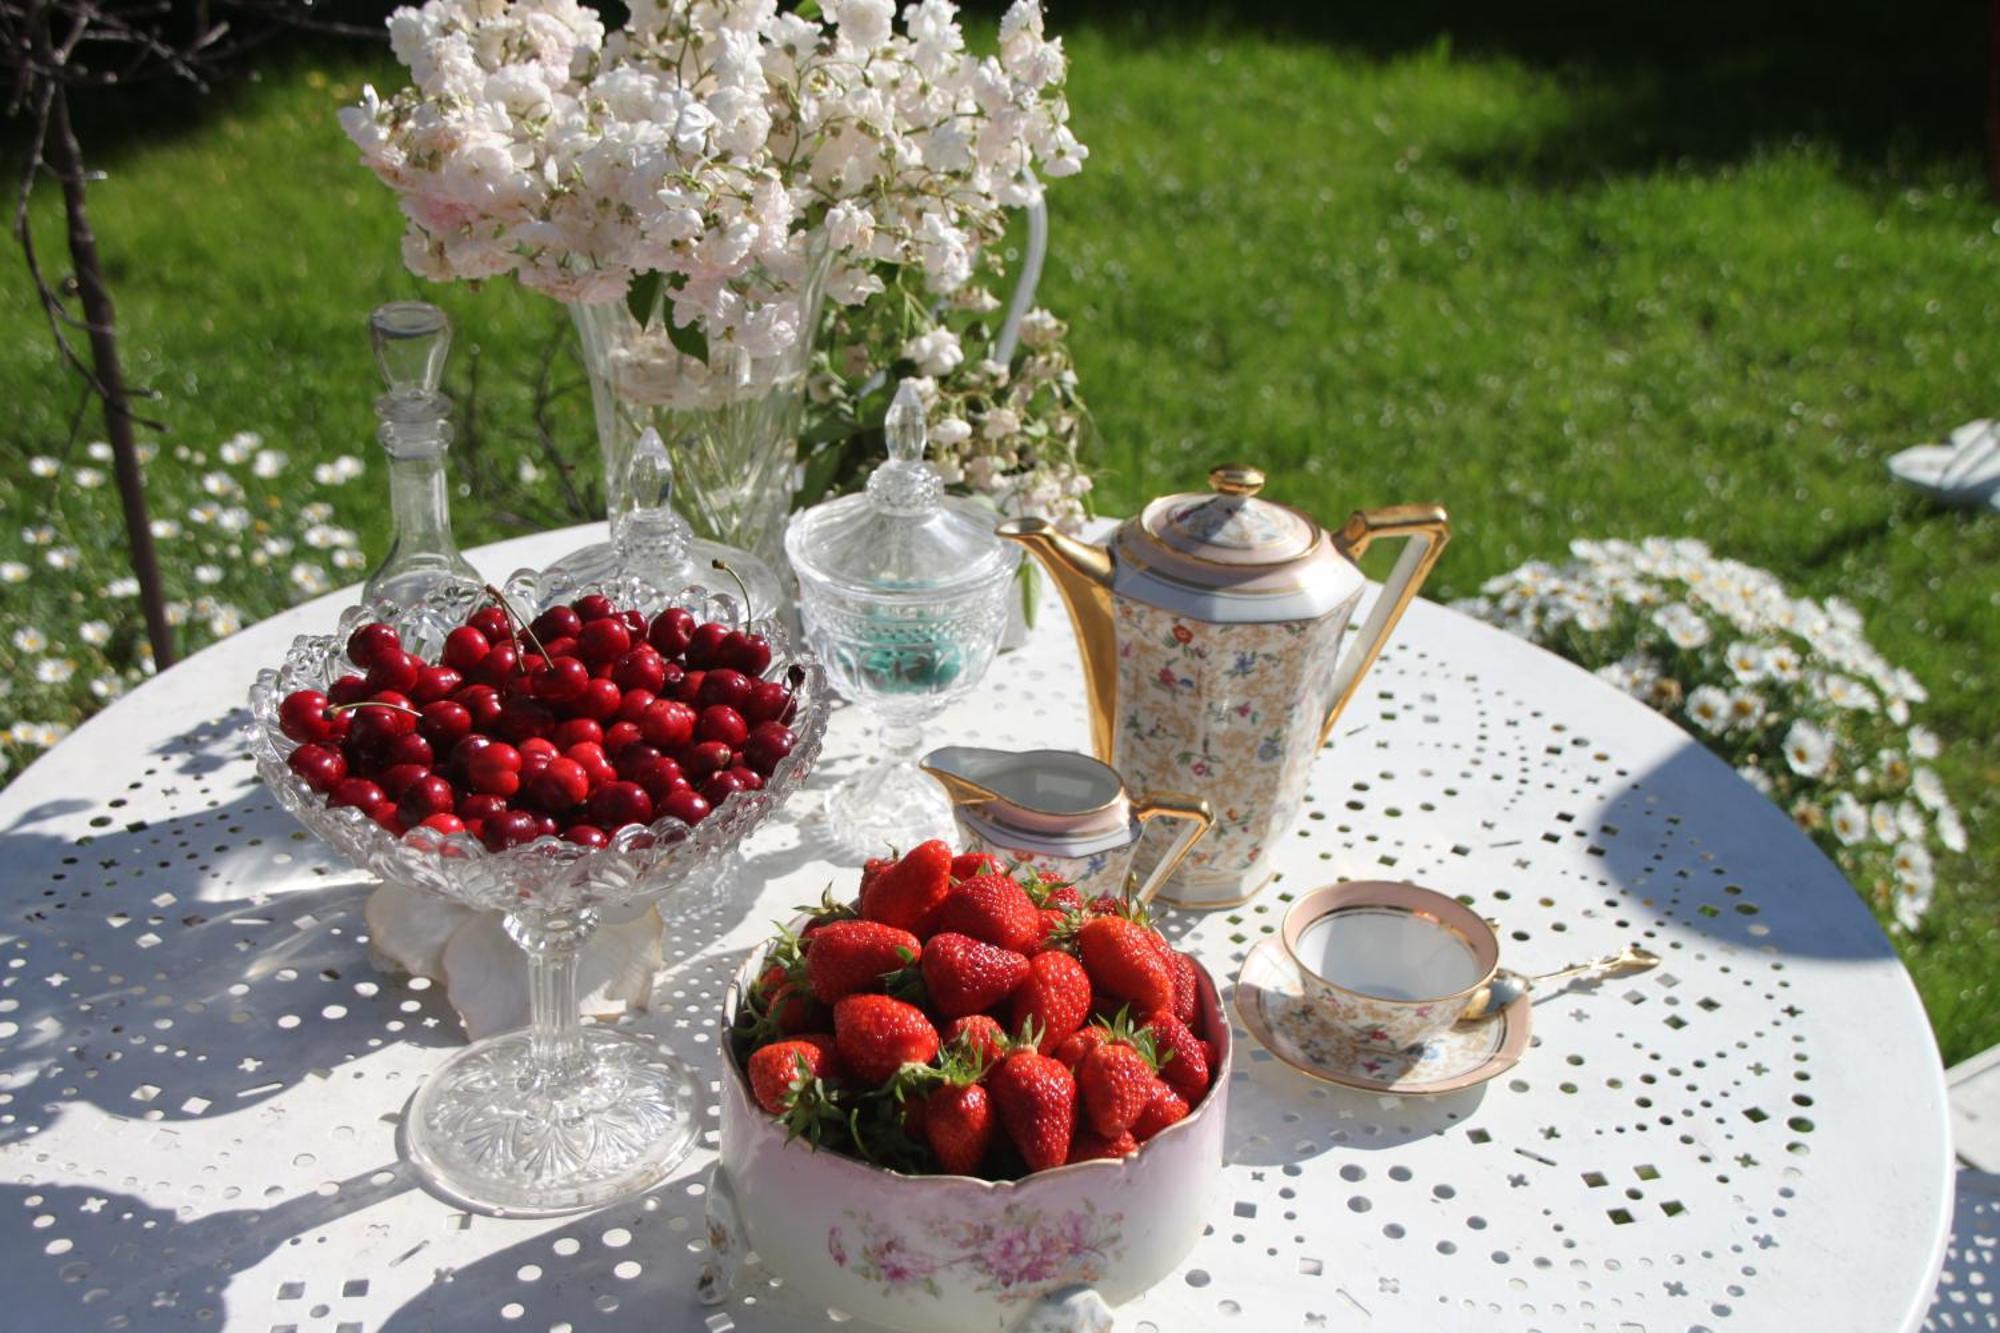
[
  {"xmin": 1113, "ymin": 595, "xmax": 1352, "ymax": 899},
  {"xmin": 952, "ymin": 820, "xmax": 1128, "ymax": 900}
]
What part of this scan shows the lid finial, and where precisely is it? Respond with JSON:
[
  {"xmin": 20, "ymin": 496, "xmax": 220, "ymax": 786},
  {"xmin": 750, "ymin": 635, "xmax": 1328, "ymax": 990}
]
[
  {"xmin": 866, "ymin": 379, "xmax": 944, "ymax": 517},
  {"xmin": 1209, "ymin": 464, "xmax": 1265, "ymax": 497}
]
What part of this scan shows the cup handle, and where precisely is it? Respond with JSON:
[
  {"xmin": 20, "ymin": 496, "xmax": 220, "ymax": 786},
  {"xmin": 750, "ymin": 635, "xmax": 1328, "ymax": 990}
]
[
  {"xmin": 1129, "ymin": 793, "xmax": 1216, "ymax": 906},
  {"xmin": 1320, "ymin": 504, "xmax": 1451, "ymax": 747}
]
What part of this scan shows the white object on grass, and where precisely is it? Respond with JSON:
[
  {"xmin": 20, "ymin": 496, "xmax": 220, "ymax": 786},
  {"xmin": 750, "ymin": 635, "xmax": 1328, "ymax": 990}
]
[{"xmin": 1888, "ymin": 418, "xmax": 2000, "ymax": 509}]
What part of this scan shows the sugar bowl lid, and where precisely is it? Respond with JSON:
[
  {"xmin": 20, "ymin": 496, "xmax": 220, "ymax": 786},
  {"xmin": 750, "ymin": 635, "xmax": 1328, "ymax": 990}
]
[{"xmin": 1116, "ymin": 465, "xmax": 1359, "ymax": 619}]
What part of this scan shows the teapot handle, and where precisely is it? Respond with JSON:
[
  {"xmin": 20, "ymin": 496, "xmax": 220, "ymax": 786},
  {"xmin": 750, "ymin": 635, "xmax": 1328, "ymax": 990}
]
[
  {"xmin": 1129, "ymin": 792, "xmax": 1216, "ymax": 907},
  {"xmin": 1320, "ymin": 504, "xmax": 1451, "ymax": 748}
]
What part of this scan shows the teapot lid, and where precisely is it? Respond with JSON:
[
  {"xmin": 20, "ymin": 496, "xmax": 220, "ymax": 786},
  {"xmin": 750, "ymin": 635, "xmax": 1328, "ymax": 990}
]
[{"xmin": 1115, "ymin": 464, "xmax": 1359, "ymax": 620}]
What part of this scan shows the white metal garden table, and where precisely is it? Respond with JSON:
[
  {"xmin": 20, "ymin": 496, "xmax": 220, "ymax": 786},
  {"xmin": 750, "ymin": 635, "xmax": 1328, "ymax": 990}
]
[{"xmin": 0, "ymin": 521, "xmax": 1955, "ymax": 1332}]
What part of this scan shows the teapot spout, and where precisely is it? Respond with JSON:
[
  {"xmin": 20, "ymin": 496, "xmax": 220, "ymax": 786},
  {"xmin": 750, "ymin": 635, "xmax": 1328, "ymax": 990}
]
[
  {"xmin": 994, "ymin": 518, "xmax": 1119, "ymax": 762},
  {"xmin": 918, "ymin": 746, "xmax": 1011, "ymax": 809}
]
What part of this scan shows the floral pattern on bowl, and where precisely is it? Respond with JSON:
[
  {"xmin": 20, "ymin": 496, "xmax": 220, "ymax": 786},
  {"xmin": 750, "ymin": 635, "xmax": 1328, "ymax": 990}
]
[{"xmin": 831, "ymin": 1199, "xmax": 1125, "ymax": 1303}]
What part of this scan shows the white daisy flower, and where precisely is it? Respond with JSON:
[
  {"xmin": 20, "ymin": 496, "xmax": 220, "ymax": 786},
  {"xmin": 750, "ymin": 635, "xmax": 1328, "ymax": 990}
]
[
  {"xmin": 1652, "ymin": 603, "xmax": 1713, "ymax": 649},
  {"xmin": 331, "ymin": 548, "xmax": 366, "ymax": 571},
  {"xmin": 208, "ymin": 606, "xmax": 244, "ymax": 637},
  {"xmin": 1722, "ymin": 689, "xmax": 1764, "ymax": 731},
  {"xmin": 151, "ymin": 518, "xmax": 183, "ymax": 540},
  {"xmin": 301, "ymin": 501, "xmax": 334, "ymax": 524},
  {"xmin": 86, "ymin": 441, "xmax": 111, "ymax": 462},
  {"xmin": 1897, "ymin": 801, "xmax": 1927, "ymax": 841},
  {"xmin": 1893, "ymin": 876, "xmax": 1933, "ymax": 934},
  {"xmin": 1737, "ymin": 764, "xmax": 1774, "ymax": 796},
  {"xmin": 290, "ymin": 563, "xmax": 331, "ymax": 595},
  {"xmin": 1819, "ymin": 675, "xmax": 1876, "ymax": 712},
  {"xmin": 45, "ymin": 546, "xmax": 79, "ymax": 571},
  {"xmin": 77, "ymin": 621, "xmax": 110, "ymax": 647},
  {"xmin": 22, "ymin": 524, "xmax": 54, "ymax": 545},
  {"xmin": 1892, "ymin": 667, "xmax": 1929, "ymax": 704},
  {"xmin": 195, "ymin": 564, "xmax": 223, "ymax": 586},
  {"xmin": 253, "ymin": 450, "xmax": 288, "ymax": 479},
  {"xmin": 1828, "ymin": 793, "xmax": 1868, "ymax": 846},
  {"xmin": 104, "ymin": 576, "xmax": 139, "ymax": 598},
  {"xmin": 1876, "ymin": 749, "xmax": 1912, "ymax": 787},
  {"xmin": 34, "ymin": 658, "xmax": 75, "ymax": 684},
  {"xmin": 1870, "ymin": 801, "xmax": 1901, "ymax": 844},
  {"xmin": 201, "ymin": 470, "xmax": 241, "ymax": 498},
  {"xmin": 1908, "ymin": 726, "xmax": 1941, "ymax": 760},
  {"xmin": 1725, "ymin": 641, "xmax": 1764, "ymax": 682},
  {"xmin": 1891, "ymin": 841, "xmax": 1935, "ymax": 892},
  {"xmin": 28, "ymin": 456, "xmax": 58, "ymax": 477},
  {"xmin": 0, "ymin": 561, "xmax": 26, "ymax": 584},
  {"xmin": 1685, "ymin": 685, "xmax": 1730, "ymax": 731},
  {"xmin": 72, "ymin": 467, "xmax": 105, "ymax": 489},
  {"xmin": 1782, "ymin": 720, "xmax": 1833, "ymax": 778},
  {"xmin": 1763, "ymin": 644, "xmax": 1803, "ymax": 682},
  {"xmin": 89, "ymin": 675, "xmax": 123, "ymax": 700},
  {"xmin": 12, "ymin": 627, "xmax": 47, "ymax": 653},
  {"xmin": 1911, "ymin": 767, "xmax": 1946, "ymax": 812},
  {"xmin": 1937, "ymin": 805, "xmax": 1968, "ymax": 855}
]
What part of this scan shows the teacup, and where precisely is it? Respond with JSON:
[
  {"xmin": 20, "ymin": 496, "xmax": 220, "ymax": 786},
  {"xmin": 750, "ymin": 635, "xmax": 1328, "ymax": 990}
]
[
  {"xmin": 1279, "ymin": 881, "xmax": 1500, "ymax": 1056},
  {"xmin": 920, "ymin": 746, "xmax": 1213, "ymax": 903}
]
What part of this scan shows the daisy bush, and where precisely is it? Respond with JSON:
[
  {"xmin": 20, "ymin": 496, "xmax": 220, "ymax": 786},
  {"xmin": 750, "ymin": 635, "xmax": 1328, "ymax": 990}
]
[
  {"xmin": 1456, "ymin": 537, "xmax": 1965, "ymax": 934},
  {"xmin": 0, "ymin": 434, "xmax": 372, "ymax": 785},
  {"xmin": 340, "ymin": 0, "xmax": 1085, "ymax": 407}
]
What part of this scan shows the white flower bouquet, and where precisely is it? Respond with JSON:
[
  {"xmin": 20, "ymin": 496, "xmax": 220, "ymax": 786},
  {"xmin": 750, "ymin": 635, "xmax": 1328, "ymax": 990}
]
[
  {"xmin": 340, "ymin": 0, "xmax": 1085, "ymax": 408},
  {"xmin": 1457, "ymin": 537, "xmax": 1965, "ymax": 933}
]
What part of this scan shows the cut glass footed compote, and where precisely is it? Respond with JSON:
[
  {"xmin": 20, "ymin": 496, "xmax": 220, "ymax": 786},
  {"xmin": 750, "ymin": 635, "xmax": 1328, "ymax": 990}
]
[
  {"xmin": 249, "ymin": 566, "xmax": 827, "ymax": 1216},
  {"xmin": 786, "ymin": 380, "xmax": 1019, "ymax": 859}
]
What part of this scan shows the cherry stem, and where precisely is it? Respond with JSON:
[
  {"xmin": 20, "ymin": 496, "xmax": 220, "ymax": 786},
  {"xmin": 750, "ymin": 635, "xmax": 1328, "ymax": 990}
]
[
  {"xmin": 327, "ymin": 700, "xmax": 423, "ymax": 719},
  {"xmin": 710, "ymin": 558, "xmax": 756, "ymax": 624},
  {"xmin": 483, "ymin": 583, "xmax": 550, "ymax": 662}
]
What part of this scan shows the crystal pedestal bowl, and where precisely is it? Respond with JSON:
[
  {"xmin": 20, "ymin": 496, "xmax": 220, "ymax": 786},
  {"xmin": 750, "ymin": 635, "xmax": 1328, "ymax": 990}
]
[{"xmin": 248, "ymin": 569, "xmax": 827, "ymax": 1216}]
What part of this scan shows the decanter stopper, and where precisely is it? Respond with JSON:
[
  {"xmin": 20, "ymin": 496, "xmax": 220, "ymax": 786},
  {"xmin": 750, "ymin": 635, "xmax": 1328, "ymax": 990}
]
[
  {"xmin": 611, "ymin": 427, "xmax": 694, "ymax": 584},
  {"xmin": 371, "ymin": 301, "xmax": 452, "ymax": 402},
  {"xmin": 362, "ymin": 300, "xmax": 478, "ymax": 610},
  {"xmin": 867, "ymin": 380, "xmax": 942, "ymax": 517}
]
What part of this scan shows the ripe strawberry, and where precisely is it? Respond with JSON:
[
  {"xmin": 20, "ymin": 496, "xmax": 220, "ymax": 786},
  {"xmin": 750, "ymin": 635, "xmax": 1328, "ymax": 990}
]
[
  {"xmin": 755, "ymin": 963, "xmax": 818, "ymax": 1034},
  {"xmin": 920, "ymin": 932, "xmax": 1030, "ymax": 1018},
  {"xmin": 950, "ymin": 851, "xmax": 1003, "ymax": 881},
  {"xmin": 1010, "ymin": 950, "xmax": 1091, "ymax": 1053},
  {"xmin": 1043, "ymin": 883, "xmax": 1084, "ymax": 914},
  {"xmin": 1143, "ymin": 1011, "xmax": 1212, "ymax": 1106},
  {"xmin": 861, "ymin": 839, "xmax": 953, "ymax": 934},
  {"xmin": 924, "ymin": 1081, "xmax": 994, "ymax": 1176},
  {"xmin": 1086, "ymin": 892, "xmax": 1123, "ymax": 916},
  {"xmin": 1078, "ymin": 1037, "xmax": 1161, "ymax": 1139},
  {"xmin": 834, "ymin": 994, "xmax": 939, "ymax": 1086},
  {"xmin": 939, "ymin": 1014, "xmax": 1007, "ymax": 1068},
  {"xmin": 931, "ymin": 871, "xmax": 1043, "ymax": 953},
  {"xmin": 858, "ymin": 855, "xmax": 895, "ymax": 902},
  {"xmin": 1034, "ymin": 906, "xmax": 1068, "ymax": 946},
  {"xmin": 1052, "ymin": 1024, "xmax": 1110, "ymax": 1071},
  {"xmin": 989, "ymin": 1048, "xmax": 1077, "ymax": 1172},
  {"xmin": 1168, "ymin": 950, "xmax": 1200, "ymax": 1027},
  {"xmin": 1131, "ymin": 1078, "xmax": 1189, "ymax": 1141},
  {"xmin": 1077, "ymin": 915, "xmax": 1176, "ymax": 1014},
  {"xmin": 1067, "ymin": 1126, "xmax": 1139, "ymax": 1163},
  {"xmin": 746, "ymin": 1034, "xmax": 839, "ymax": 1114},
  {"xmin": 806, "ymin": 919, "xmax": 920, "ymax": 1002}
]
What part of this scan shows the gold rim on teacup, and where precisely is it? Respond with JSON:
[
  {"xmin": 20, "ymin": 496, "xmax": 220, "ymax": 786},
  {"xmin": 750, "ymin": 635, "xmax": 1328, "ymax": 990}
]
[{"xmin": 1279, "ymin": 881, "xmax": 1501, "ymax": 1012}]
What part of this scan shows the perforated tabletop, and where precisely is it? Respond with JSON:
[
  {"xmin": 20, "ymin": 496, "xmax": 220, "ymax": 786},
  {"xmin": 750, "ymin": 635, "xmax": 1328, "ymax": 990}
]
[{"xmin": 0, "ymin": 523, "xmax": 1953, "ymax": 1332}]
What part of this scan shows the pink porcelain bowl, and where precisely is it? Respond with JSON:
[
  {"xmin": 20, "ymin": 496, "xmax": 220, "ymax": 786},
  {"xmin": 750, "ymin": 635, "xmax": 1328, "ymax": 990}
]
[{"xmin": 701, "ymin": 937, "xmax": 1232, "ymax": 1332}]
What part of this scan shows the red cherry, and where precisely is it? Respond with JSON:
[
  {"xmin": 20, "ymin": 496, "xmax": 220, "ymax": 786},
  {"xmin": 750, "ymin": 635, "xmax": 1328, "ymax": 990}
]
[
  {"xmin": 466, "ymin": 742, "xmax": 524, "ymax": 796},
  {"xmin": 620, "ymin": 609, "xmax": 647, "ymax": 638},
  {"xmin": 420, "ymin": 700, "xmax": 473, "ymax": 749},
  {"xmin": 615, "ymin": 687, "xmax": 657, "ymax": 724},
  {"xmin": 639, "ymin": 699, "xmax": 697, "ymax": 749},
  {"xmin": 368, "ymin": 800, "xmax": 406, "ymax": 834},
  {"xmin": 531, "ymin": 605, "xmax": 582, "ymax": 642},
  {"xmin": 659, "ymin": 788, "xmax": 711, "ymax": 826},
  {"xmin": 540, "ymin": 635, "xmax": 579, "ymax": 662},
  {"xmin": 418, "ymin": 812, "xmax": 466, "ymax": 836},
  {"xmin": 287, "ymin": 743, "xmax": 347, "ymax": 792},
  {"xmin": 586, "ymin": 780, "xmax": 653, "ymax": 829},
  {"xmin": 481, "ymin": 809, "xmax": 540, "ymax": 851},
  {"xmin": 742, "ymin": 680, "xmax": 793, "ymax": 725},
  {"xmin": 648, "ymin": 607, "xmax": 696, "ymax": 657},
  {"xmin": 526, "ymin": 757, "xmax": 590, "ymax": 811},
  {"xmin": 328, "ymin": 673, "xmax": 370, "ymax": 706},
  {"xmin": 573, "ymin": 594, "xmax": 616, "ymax": 623},
  {"xmin": 409, "ymin": 664, "xmax": 463, "ymax": 705},
  {"xmin": 532, "ymin": 656, "xmax": 591, "ymax": 706},
  {"xmin": 379, "ymin": 730, "xmax": 434, "ymax": 770},
  {"xmin": 685, "ymin": 622, "xmax": 731, "ymax": 668},
  {"xmin": 578, "ymin": 617, "xmax": 632, "ymax": 666},
  {"xmin": 725, "ymin": 764, "xmax": 764, "ymax": 792},
  {"xmin": 683, "ymin": 739, "xmax": 734, "ymax": 778},
  {"xmin": 468, "ymin": 605, "xmax": 512, "ymax": 642},
  {"xmin": 660, "ymin": 660, "xmax": 686, "ymax": 693},
  {"xmin": 329, "ymin": 777, "xmax": 386, "ymax": 810},
  {"xmin": 553, "ymin": 717, "xmax": 603, "ymax": 750},
  {"xmin": 615, "ymin": 741, "xmax": 662, "ymax": 779},
  {"xmin": 673, "ymin": 669, "xmax": 706, "ymax": 703},
  {"xmin": 378, "ymin": 763, "xmax": 431, "ymax": 800},
  {"xmin": 347, "ymin": 693, "xmax": 417, "ymax": 746},
  {"xmin": 697, "ymin": 704, "xmax": 749, "ymax": 748},
  {"xmin": 502, "ymin": 655, "xmax": 546, "ymax": 698},
  {"xmin": 471, "ymin": 642, "xmax": 520, "ymax": 687},
  {"xmin": 364, "ymin": 647, "xmax": 421, "ymax": 695},
  {"xmin": 611, "ymin": 647, "xmax": 667, "ymax": 694},
  {"xmin": 456, "ymin": 791, "xmax": 507, "ymax": 824},
  {"xmin": 566, "ymin": 741, "xmax": 616, "ymax": 788},
  {"xmin": 701, "ymin": 770, "xmax": 749, "ymax": 806},
  {"xmin": 697, "ymin": 669, "xmax": 752, "ymax": 710},
  {"xmin": 398, "ymin": 774, "xmax": 457, "ymax": 823},
  {"xmin": 519, "ymin": 736, "xmax": 559, "ymax": 759},
  {"xmin": 743, "ymin": 721, "xmax": 796, "ymax": 775},
  {"xmin": 604, "ymin": 720, "xmax": 646, "ymax": 757},
  {"xmin": 279, "ymin": 689, "xmax": 337, "ymax": 744},
  {"xmin": 575, "ymin": 677, "xmax": 623, "ymax": 722},
  {"xmin": 452, "ymin": 684, "xmax": 503, "ymax": 730},
  {"xmin": 534, "ymin": 813, "xmax": 560, "ymax": 838},
  {"xmin": 724, "ymin": 631, "xmax": 772, "ymax": 676},
  {"xmin": 451, "ymin": 731, "xmax": 496, "ymax": 775},
  {"xmin": 346, "ymin": 621, "xmax": 401, "ymax": 669},
  {"xmin": 563, "ymin": 824, "xmax": 610, "ymax": 849},
  {"xmin": 497, "ymin": 695, "xmax": 555, "ymax": 743},
  {"xmin": 634, "ymin": 756, "xmax": 687, "ymax": 803},
  {"xmin": 442, "ymin": 626, "xmax": 490, "ymax": 673},
  {"xmin": 520, "ymin": 748, "xmax": 552, "ymax": 781}
]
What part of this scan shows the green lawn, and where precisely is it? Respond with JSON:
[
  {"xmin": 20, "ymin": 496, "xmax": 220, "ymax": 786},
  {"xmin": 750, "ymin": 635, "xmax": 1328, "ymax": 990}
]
[{"xmin": 3, "ymin": 2, "xmax": 1996, "ymax": 1060}]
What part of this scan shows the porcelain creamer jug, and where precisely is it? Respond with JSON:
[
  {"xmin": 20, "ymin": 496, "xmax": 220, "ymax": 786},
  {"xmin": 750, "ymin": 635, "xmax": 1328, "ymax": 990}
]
[{"xmin": 997, "ymin": 465, "xmax": 1448, "ymax": 907}]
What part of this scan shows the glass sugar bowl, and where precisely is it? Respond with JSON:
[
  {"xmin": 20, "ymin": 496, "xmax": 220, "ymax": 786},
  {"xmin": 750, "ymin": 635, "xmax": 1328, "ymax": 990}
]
[{"xmin": 785, "ymin": 380, "xmax": 1021, "ymax": 858}]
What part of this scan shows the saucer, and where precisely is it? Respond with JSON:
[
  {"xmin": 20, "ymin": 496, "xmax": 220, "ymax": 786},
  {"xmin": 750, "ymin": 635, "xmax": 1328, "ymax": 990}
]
[{"xmin": 1233, "ymin": 936, "xmax": 1531, "ymax": 1095}]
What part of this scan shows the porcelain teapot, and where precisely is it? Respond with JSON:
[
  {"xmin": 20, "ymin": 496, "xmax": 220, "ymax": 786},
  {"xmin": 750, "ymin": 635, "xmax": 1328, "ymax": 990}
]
[
  {"xmin": 919, "ymin": 745, "xmax": 1213, "ymax": 905},
  {"xmin": 997, "ymin": 466, "xmax": 1448, "ymax": 907}
]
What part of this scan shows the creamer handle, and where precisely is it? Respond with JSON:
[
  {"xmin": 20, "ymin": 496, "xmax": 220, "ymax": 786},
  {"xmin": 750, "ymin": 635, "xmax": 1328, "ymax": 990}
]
[
  {"xmin": 1321, "ymin": 505, "xmax": 1451, "ymax": 748},
  {"xmin": 1130, "ymin": 793, "xmax": 1216, "ymax": 906}
]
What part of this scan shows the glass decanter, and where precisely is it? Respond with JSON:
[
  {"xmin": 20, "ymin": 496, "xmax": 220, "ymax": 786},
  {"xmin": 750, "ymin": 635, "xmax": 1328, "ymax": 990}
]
[
  {"xmin": 362, "ymin": 301, "xmax": 481, "ymax": 608},
  {"xmin": 786, "ymin": 380, "xmax": 1021, "ymax": 859}
]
